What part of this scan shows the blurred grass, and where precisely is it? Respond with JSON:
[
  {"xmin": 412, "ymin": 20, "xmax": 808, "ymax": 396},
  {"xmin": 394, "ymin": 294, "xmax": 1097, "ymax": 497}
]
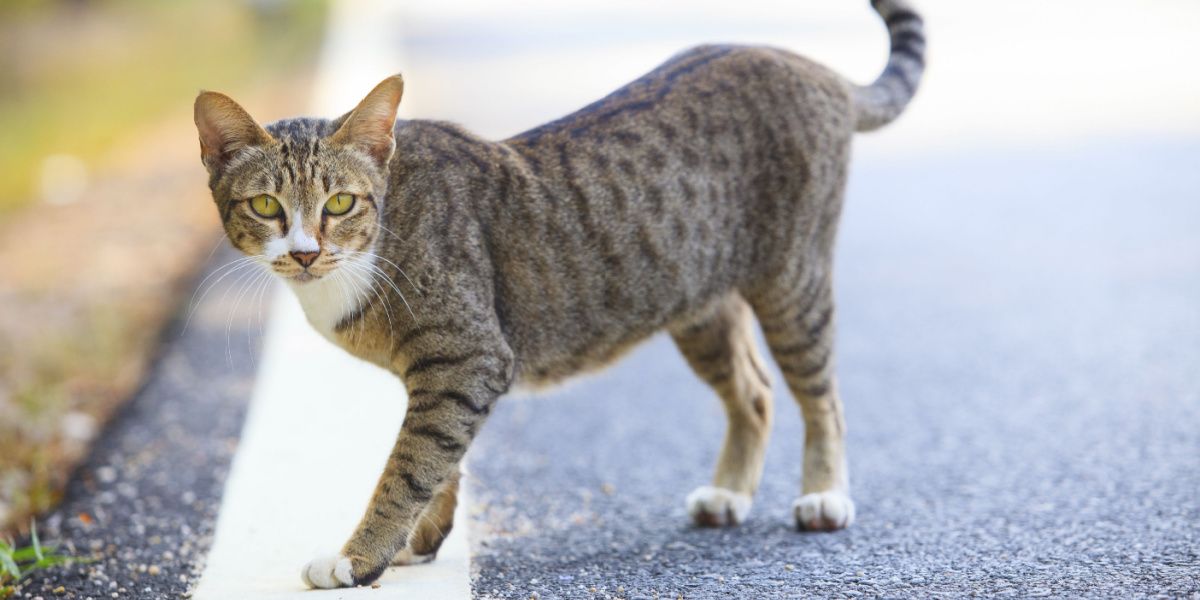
[{"xmin": 0, "ymin": 0, "xmax": 328, "ymax": 216}]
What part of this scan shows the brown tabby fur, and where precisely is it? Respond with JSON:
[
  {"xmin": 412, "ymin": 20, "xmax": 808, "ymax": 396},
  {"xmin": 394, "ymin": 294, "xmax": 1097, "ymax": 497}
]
[{"xmin": 194, "ymin": 0, "xmax": 924, "ymax": 587}]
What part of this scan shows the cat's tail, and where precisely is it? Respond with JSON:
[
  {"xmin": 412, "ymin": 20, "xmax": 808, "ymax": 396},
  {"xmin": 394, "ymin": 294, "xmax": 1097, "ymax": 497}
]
[{"xmin": 853, "ymin": 0, "xmax": 926, "ymax": 132}]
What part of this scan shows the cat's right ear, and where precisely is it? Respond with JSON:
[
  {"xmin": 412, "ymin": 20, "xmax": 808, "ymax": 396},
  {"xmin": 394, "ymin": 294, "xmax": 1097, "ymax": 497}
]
[
  {"xmin": 194, "ymin": 91, "xmax": 273, "ymax": 173},
  {"xmin": 330, "ymin": 75, "xmax": 404, "ymax": 168}
]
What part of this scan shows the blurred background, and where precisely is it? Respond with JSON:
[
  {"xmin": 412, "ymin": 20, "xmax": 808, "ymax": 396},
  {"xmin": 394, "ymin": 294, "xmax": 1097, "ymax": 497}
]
[
  {"xmin": 1, "ymin": 0, "xmax": 1197, "ymax": 549},
  {"xmin": 0, "ymin": 0, "xmax": 328, "ymax": 536}
]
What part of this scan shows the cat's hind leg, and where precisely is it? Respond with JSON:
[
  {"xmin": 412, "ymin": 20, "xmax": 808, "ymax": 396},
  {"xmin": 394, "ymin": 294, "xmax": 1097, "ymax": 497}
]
[
  {"xmin": 670, "ymin": 293, "xmax": 773, "ymax": 527},
  {"xmin": 391, "ymin": 469, "xmax": 459, "ymax": 566},
  {"xmin": 752, "ymin": 277, "xmax": 854, "ymax": 531}
]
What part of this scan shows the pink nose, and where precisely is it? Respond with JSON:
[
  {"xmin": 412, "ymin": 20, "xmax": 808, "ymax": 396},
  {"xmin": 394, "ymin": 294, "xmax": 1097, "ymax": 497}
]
[{"xmin": 290, "ymin": 250, "xmax": 320, "ymax": 268}]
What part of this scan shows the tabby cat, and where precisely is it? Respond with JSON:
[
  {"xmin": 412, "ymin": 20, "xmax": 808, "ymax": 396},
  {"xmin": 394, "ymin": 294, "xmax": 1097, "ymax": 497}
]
[{"xmin": 193, "ymin": 0, "xmax": 924, "ymax": 588}]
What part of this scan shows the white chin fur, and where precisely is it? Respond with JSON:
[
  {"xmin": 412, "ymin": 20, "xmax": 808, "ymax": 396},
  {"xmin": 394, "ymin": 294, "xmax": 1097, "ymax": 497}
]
[{"xmin": 287, "ymin": 251, "xmax": 375, "ymax": 340}]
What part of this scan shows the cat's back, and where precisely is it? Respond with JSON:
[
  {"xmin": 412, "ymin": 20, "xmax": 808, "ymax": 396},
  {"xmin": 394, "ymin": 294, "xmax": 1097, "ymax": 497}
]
[{"xmin": 509, "ymin": 43, "xmax": 854, "ymax": 149}]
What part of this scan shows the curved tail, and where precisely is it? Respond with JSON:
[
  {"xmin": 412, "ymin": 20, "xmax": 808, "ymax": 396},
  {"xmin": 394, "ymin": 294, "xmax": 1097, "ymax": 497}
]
[{"xmin": 854, "ymin": 0, "xmax": 926, "ymax": 132}]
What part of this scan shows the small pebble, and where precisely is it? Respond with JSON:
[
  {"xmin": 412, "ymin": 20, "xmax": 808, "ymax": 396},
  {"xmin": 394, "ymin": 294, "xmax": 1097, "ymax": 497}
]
[{"xmin": 96, "ymin": 466, "xmax": 117, "ymax": 484}]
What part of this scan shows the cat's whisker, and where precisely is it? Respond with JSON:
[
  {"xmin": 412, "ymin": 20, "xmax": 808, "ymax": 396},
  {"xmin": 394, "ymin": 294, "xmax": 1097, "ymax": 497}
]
[
  {"xmin": 330, "ymin": 269, "xmax": 363, "ymax": 342},
  {"xmin": 195, "ymin": 259, "xmax": 263, "ymax": 344},
  {"xmin": 353, "ymin": 246, "xmax": 422, "ymax": 297},
  {"xmin": 249, "ymin": 268, "xmax": 275, "ymax": 361},
  {"xmin": 225, "ymin": 265, "xmax": 269, "ymax": 368},
  {"xmin": 182, "ymin": 255, "xmax": 261, "ymax": 334},
  {"xmin": 203, "ymin": 232, "xmax": 229, "ymax": 263},
  {"xmin": 361, "ymin": 263, "xmax": 416, "ymax": 323},
  {"xmin": 342, "ymin": 251, "xmax": 418, "ymax": 323},
  {"xmin": 372, "ymin": 222, "xmax": 410, "ymax": 257},
  {"xmin": 341, "ymin": 259, "xmax": 396, "ymax": 333},
  {"xmin": 335, "ymin": 269, "xmax": 367, "ymax": 342}
]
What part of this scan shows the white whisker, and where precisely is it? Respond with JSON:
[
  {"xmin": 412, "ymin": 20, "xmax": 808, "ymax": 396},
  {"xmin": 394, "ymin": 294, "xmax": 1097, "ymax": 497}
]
[
  {"xmin": 248, "ymin": 269, "xmax": 275, "ymax": 363},
  {"xmin": 183, "ymin": 255, "xmax": 261, "ymax": 334},
  {"xmin": 356, "ymin": 243, "xmax": 422, "ymax": 297},
  {"xmin": 224, "ymin": 265, "xmax": 268, "ymax": 367},
  {"xmin": 342, "ymin": 259, "xmax": 396, "ymax": 333},
  {"xmin": 343, "ymin": 251, "xmax": 417, "ymax": 323}
]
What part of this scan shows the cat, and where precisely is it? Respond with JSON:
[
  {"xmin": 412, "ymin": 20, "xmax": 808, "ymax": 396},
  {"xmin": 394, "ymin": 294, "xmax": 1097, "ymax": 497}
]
[{"xmin": 193, "ymin": 0, "xmax": 924, "ymax": 588}]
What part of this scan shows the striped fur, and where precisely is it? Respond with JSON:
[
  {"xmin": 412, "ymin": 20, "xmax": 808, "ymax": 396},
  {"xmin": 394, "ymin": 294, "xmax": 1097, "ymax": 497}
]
[
  {"xmin": 194, "ymin": 0, "xmax": 924, "ymax": 588},
  {"xmin": 854, "ymin": 0, "xmax": 927, "ymax": 131}
]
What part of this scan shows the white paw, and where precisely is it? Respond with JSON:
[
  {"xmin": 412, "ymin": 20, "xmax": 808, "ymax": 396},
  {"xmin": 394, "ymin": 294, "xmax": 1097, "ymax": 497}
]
[
  {"xmin": 686, "ymin": 485, "xmax": 752, "ymax": 527},
  {"xmin": 301, "ymin": 554, "xmax": 355, "ymax": 589},
  {"xmin": 793, "ymin": 490, "xmax": 855, "ymax": 531},
  {"xmin": 392, "ymin": 546, "xmax": 436, "ymax": 566}
]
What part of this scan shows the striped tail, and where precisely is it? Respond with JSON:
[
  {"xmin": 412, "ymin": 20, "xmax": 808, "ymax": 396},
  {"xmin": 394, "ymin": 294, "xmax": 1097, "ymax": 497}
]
[{"xmin": 854, "ymin": 0, "xmax": 926, "ymax": 132}]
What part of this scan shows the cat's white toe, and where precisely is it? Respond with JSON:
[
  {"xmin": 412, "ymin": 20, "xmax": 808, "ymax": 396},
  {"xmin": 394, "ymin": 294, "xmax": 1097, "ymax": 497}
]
[
  {"xmin": 686, "ymin": 485, "xmax": 752, "ymax": 527},
  {"xmin": 793, "ymin": 490, "xmax": 855, "ymax": 531},
  {"xmin": 301, "ymin": 554, "xmax": 355, "ymax": 589},
  {"xmin": 392, "ymin": 546, "xmax": 436, "ymax": 566}
]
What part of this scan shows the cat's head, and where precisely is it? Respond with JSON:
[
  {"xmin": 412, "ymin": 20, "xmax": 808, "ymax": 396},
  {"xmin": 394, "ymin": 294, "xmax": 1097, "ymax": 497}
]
[{"xmin": 193, "ymin": 75, "xmax": 403, "ymax": 284}]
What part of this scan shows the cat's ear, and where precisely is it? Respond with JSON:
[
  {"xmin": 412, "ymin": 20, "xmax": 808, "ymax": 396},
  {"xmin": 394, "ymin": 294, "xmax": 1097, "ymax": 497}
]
[
  {"xmin": 194, "ymin": 91, "xmax": 273, "ymax": 173},
  {"xmin": 330, "ymin": 74, "xmax": 404, "ymax": 167}
]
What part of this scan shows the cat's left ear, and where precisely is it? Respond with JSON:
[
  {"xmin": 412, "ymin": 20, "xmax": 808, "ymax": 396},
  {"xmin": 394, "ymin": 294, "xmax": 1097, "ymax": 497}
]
[
  {"xmin": 194, "ymin": 91, "xmax": 273, "ymax": 173},
  {"xmin": 330, "ymin": 74, "xmax": 404, "ymax": 168}
]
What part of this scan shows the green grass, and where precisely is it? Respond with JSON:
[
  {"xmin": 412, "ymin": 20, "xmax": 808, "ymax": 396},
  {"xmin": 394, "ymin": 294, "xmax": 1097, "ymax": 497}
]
[{"xmin": 0, "ymin": 522, "xmax": 78, "ymax": 598}]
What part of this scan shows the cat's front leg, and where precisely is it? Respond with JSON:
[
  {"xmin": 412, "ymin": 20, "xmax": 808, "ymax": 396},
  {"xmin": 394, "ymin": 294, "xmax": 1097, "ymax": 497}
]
[{"xmin": 302, "ymin": 344, "xmax": 513, "ymax": 588}]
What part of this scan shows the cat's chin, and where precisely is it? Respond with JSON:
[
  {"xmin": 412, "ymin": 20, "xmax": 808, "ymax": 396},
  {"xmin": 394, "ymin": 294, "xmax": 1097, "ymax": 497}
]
[{"xmin": 288, "ymin": 272, "xmax": 319, "ymax": 284}]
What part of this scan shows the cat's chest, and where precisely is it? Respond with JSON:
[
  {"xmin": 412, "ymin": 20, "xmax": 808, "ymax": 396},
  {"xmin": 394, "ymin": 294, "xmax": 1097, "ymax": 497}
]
[{"xmin": 288, "ymin": 275, "xmax": 365, "ymax": 345}]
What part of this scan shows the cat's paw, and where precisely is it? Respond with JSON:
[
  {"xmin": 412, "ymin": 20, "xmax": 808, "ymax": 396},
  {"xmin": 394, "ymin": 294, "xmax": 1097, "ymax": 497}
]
[
  {"xmin": 793, "ymin": 490, "xmax": 855, "ymax": 531},
  {"xmin": 301, "ymin": 554, "xmax": 355, "ymax": 589},
  {"xmin": 391, "ymin": 546, "xmax": 437, "ymax": 566},
  {"xmin": 686, "ymin": 485, "xmax": 752, "ymax": 527}
]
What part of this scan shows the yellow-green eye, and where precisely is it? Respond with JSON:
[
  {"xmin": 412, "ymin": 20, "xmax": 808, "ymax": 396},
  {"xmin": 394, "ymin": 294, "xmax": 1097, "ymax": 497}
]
[
  {"xmin": 249, "ymin": 194, "xmax": 281, "ymax": 218},
  {"xmin": 325, "ymin": 193, "xmax": 355, "ymax": 216}
]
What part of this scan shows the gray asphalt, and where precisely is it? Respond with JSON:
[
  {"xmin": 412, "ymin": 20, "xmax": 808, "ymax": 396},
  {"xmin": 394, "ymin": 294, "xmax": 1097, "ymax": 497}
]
[
  {"xmin": 467, "ymin": 138, "xmax": 1200, "ymax": 598},
  {"xmin": 18, "ymin": 247, "xmax": 262, "ymax": 599}
]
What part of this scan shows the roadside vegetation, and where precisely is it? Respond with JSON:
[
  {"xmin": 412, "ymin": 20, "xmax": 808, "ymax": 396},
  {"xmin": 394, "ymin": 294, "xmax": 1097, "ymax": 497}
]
[{"xmin": 0, "ymin": 523, "xmax": 77, "ymax": 598}]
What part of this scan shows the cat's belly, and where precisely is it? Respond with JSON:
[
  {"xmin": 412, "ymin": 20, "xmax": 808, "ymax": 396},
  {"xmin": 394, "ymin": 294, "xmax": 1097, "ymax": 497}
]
[{"xmin": 511, "ymin": 284, "xmax": 729, "ymax": 389}]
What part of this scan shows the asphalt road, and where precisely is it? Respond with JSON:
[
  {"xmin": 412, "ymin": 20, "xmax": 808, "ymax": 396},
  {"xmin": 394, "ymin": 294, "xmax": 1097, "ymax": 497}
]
[{"xmin": 466, "ymin": 138, "xmax": 1200, "ymax": 598}]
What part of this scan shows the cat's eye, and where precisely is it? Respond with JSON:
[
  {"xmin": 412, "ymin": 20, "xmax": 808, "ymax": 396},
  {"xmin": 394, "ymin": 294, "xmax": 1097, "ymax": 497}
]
[
  {"xmin": 249, "ymin": 194, "xmax": 281, "ymax": 218},
  {"xmin": 324, "ymin": 193, "xmax": 355, "ymax": 216}
]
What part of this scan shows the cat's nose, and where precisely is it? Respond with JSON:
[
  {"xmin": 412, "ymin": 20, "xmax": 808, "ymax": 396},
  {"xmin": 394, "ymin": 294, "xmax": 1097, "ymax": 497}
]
[{"xmin": 290, "ymin": 250, "xmax": 320, "ymax": 268}]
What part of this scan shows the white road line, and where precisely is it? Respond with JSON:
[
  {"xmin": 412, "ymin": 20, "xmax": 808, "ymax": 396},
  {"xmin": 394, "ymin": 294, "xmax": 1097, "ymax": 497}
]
[{"xmin": 193, "ymin": 0, "xmax": 471, "ymax": 597}]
